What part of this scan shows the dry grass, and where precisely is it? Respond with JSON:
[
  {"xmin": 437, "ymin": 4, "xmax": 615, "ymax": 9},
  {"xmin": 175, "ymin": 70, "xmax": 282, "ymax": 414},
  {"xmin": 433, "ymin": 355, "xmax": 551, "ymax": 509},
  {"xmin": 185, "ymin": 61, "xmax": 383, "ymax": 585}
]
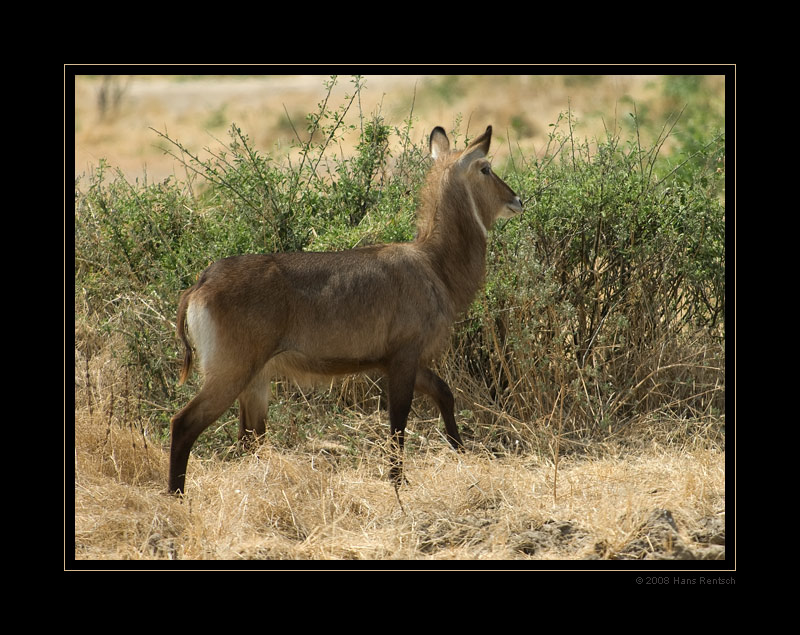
[{"xmin": 72, "ymin": 345, "xmax": 725, "ymax": 564}]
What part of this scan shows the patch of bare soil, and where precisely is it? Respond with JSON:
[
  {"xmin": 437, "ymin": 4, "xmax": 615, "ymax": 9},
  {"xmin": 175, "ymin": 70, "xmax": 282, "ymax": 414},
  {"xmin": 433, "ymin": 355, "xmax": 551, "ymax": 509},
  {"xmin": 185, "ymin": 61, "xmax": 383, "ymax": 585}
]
[
  {"xmin": 410, "ymin": 509, "xmax": 724, "ymax": 561},
  {"xmin": 603, "ymin": 509, "xmax": 725, "ymax": 561}
]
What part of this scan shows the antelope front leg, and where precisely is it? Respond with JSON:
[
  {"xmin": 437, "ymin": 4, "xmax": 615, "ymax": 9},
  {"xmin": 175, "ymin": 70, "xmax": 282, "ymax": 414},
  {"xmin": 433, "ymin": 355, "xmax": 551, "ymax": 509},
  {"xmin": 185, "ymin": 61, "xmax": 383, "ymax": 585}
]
[
  {"xmin": 415, "ymin": 367, "xmax": 464, "ymax": 451},
  {"xmin": 387, "ymin": 357, "xmax": 417, "ymax": 486}
]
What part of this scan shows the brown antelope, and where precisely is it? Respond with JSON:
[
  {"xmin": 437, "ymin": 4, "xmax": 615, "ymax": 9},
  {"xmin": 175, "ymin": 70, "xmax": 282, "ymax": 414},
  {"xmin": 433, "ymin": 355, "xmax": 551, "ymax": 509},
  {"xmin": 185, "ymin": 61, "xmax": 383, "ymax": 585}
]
[{"xmin": 168, "ymin": 125, "xmax": 523, "ymax": 494}]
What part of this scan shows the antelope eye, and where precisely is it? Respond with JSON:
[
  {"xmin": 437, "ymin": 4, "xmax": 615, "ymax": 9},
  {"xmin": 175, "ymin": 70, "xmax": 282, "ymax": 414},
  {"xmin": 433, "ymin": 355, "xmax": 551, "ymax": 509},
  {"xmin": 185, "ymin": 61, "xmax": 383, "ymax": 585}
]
[{"xmin": 480, "ymin": 165, "xmax": 491, "ymax": 175}]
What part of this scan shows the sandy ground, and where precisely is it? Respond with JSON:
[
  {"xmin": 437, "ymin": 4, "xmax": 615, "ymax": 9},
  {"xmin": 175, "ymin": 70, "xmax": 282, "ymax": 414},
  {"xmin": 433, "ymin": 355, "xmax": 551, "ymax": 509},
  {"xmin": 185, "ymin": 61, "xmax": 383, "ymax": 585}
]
[{"xmin": 73, "ymin": 73, "xmax": 667, "ymax": 182}]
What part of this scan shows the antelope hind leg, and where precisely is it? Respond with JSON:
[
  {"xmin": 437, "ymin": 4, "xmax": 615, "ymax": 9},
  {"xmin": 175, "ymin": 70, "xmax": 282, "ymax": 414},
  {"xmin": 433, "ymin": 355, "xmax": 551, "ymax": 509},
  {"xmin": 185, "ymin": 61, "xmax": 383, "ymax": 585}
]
[
  {"xmin": 237, "ymin": 365, "xmax": 272, "ymax": 446},
  {"xmin": 169, "ymin": 373, "xmax": 252, "ymax": 494}
]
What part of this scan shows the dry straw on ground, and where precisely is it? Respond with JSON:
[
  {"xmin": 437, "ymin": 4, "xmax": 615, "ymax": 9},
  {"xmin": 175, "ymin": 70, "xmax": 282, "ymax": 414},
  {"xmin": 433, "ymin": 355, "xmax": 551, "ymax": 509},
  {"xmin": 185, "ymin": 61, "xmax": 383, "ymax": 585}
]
[{"xmin": 73, "ymin": 347, "xmax": 725, "ymax": 562}]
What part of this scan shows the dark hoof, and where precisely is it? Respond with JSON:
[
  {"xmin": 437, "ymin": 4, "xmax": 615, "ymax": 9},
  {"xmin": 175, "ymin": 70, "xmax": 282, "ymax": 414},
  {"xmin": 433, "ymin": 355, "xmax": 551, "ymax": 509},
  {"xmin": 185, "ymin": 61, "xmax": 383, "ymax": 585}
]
[{"xmin": 389, "ymin": 468, "xmax": 410, "ymax": 488}]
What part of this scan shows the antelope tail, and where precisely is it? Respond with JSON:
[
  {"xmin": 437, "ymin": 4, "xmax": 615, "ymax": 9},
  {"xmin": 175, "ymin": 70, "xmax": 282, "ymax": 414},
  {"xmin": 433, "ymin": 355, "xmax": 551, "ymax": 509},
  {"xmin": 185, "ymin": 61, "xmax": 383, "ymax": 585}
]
[{"xmin": 176, "ymin": 288, "xmax": 194, "ymax": 386}]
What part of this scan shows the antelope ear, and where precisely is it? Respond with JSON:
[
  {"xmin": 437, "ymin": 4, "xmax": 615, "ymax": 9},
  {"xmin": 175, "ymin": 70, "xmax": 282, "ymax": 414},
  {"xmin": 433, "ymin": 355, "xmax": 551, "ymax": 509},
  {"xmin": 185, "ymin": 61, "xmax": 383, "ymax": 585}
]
[
  {"xmin": 429, "ymin": 126, "xmax": 450, "ymax": 160},
  {"xmin": 460, "ymin": 125, "xmax": 492, "ymax": 164}
]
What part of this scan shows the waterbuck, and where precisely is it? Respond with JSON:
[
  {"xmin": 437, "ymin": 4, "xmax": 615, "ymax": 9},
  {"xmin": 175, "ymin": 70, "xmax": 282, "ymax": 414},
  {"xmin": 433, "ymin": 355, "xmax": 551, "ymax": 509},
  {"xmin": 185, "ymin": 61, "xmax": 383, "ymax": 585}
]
[{"xmin": 168, "ymin": 125, "xmax": 523, "ymax": 494}]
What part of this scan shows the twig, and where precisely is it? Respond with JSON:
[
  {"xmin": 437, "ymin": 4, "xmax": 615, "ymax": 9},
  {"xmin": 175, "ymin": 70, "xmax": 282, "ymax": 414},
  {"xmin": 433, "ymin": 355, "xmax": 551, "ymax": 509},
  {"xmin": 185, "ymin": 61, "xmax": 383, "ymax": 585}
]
[
  {"xmin": 552, "ymin": 386, "xmax": 564, "ymax": 504},
  {"xmin": 393, "ymin": 483, "xmax": 407, "ymax": 515}
]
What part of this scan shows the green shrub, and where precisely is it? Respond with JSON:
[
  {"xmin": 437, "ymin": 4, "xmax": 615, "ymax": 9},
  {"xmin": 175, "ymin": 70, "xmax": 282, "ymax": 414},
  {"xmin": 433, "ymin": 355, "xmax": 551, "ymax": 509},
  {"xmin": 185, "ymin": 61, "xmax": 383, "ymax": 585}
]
[
  {"xmin": 74, "ymin": 75, "xmax": 725, "ymax": 454},
  {"xmin": 451, "ymin": 108, "xmax": 724, "ymax": 445}
]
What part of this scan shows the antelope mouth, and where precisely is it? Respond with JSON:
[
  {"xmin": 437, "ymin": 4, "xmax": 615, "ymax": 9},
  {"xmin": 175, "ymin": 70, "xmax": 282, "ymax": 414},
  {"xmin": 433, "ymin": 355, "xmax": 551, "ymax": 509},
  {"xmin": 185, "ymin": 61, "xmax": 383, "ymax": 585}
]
[{"xmin": 502, "ymin": 197, "xmax": 524, "ymax": 218}]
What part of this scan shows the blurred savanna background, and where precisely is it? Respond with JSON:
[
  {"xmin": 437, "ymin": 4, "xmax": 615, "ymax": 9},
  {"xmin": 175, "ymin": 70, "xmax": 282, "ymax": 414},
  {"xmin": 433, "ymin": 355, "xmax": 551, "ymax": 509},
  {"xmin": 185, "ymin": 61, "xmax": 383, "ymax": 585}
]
[{"xmin": 72, "ymin": 70, "xmax": 729, "ymax": 563}]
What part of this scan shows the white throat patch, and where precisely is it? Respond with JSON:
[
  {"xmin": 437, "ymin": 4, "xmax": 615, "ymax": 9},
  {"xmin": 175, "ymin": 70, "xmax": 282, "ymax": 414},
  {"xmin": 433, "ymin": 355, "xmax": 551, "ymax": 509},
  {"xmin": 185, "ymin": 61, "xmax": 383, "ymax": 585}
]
[{"xmin": 466, "ymin": 188, "xmax": 488, "ymax": 240}]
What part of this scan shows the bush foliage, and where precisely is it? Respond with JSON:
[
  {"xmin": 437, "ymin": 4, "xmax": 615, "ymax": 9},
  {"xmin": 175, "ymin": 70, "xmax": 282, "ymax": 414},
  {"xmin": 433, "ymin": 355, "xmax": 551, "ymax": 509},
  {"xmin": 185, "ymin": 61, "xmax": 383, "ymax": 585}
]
[{"xmin": 74, "ymin": 75, "xmax": 725, "ymax": 454}]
